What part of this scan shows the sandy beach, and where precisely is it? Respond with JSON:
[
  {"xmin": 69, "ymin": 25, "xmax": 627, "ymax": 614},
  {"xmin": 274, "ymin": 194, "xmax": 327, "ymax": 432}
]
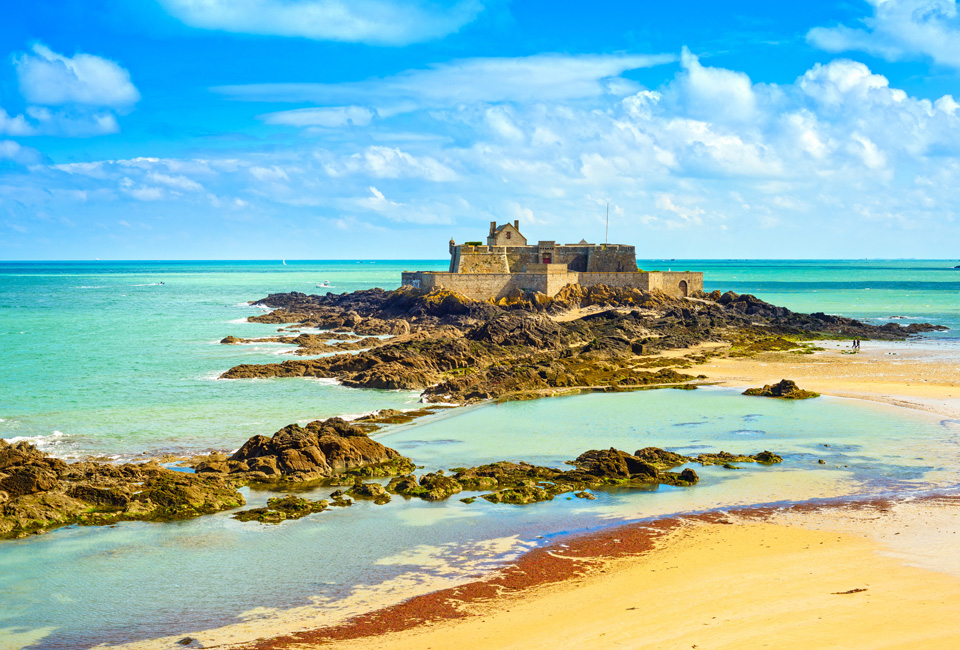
[
  {"xmin": 696, "ymin": 339, "xmax": 960, "ymax": 420},
  {"xmin": 237, "ymin": 341, "xmax": 960, "ymax": 650},
  {"xmin": 246, "ymin": 497, "xmax": 960, "ymax": 650}
]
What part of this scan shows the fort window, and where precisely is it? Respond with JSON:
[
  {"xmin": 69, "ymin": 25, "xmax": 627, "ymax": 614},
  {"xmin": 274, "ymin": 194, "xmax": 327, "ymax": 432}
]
[{"xmin": 506, "ymin": 232, "xmax": 511, "ymax": 239}]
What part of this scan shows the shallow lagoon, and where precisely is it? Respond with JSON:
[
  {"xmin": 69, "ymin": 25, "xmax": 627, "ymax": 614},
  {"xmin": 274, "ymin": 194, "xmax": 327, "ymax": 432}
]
[{"xmin": 2, "ymin": 388, "xmax": 958, "ymax": 650}]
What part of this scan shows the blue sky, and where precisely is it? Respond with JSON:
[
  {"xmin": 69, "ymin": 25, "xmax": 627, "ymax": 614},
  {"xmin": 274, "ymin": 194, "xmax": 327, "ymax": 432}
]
[{"xmin": 2, "ymin": 0, "xmax": 960, "ymax": 260}]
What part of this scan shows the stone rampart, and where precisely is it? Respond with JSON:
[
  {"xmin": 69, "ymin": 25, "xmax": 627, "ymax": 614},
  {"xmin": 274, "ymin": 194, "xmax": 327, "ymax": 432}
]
[{"xmin": 401, "ymin": 270, "xmax": 703, "ymax": 300}]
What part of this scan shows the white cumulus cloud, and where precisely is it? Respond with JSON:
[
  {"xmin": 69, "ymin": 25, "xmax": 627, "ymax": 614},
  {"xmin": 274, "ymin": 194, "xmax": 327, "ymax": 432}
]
[{"xmin": 14, "ymin": 44, "xmax": 140, "ymax": 107}]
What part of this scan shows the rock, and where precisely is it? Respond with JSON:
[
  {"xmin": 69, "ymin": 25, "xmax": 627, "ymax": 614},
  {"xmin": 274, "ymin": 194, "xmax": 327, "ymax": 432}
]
[
  {"xmin": 661, "ymin": 468, "xmax": 699, "ymax": 486},
  {"xmin": 753, "ymin": 450, "xmax": 783, "ymax": 464},
  {"xmin": 220, "ymin": 336, "xmax": 242, "ymax": 344},
  {"xmin": 574, "ymin": 490, "xmax": 596, "ymax": 500},
  {"xmin": 695, "ymin": 451, "xmax": 783, "ymax": 466},
  {"xmin": 572, "ymin": 448, "xmax": 660, "ymax": 481},
  {"xmin": 633, "ymin": 447, "xmax": 689, "ymax": 469},
  {"xmin": 0, "ymin": 465, "xmax": 59, "ymax": 498},
  {"xmin": 743, "ymin": 379, "xmax": 819, "ymax": 400},
  {"xmin": 194, "ymin": 417, "xmax": 412, "ymax": 484},
  {"xmin": 481, "ymin": 485, "xmax": 552, "ymax": 505},
  {"xmin": 233, "ymin": 495, "xmax": 328, "ymax": 524},
  {"xmin": 346, "ymin": 480, "xmax": 391, "ymax": 504},
  {"xmin": 417, "ymin": 471, "xmax": 462, "ymax": 501},
  {"xmin": 0, "ymin": 440, "xmax": 245, "ymax": 539}
]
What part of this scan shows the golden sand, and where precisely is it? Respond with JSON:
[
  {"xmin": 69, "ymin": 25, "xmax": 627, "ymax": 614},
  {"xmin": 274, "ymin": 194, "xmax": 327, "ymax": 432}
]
[
  {"xmin": 695, "ymin": 339, "xmax": 960, "ymax": 419},
  {"xmin": 318, "ymin": 500, "xmax": 960, "ymax": 650}
]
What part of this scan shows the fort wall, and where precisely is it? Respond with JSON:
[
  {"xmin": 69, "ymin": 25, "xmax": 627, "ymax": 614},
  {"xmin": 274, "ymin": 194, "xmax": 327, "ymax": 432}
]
[{"xmin": 401, "ymin": 270, "xmax": 703, "ymax": 300}]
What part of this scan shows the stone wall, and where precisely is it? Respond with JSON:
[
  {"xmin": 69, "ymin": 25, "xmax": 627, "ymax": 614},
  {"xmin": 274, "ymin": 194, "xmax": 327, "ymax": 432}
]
[
  {"xmin": 402, "ymin": 270, "xmax": 704, "ymax": 300},
  {"xmin": 450, "ymin": 243, "xmax": 639, "ymax": 274},
  {"xmin": 454, "ymin": 248, "xmax": 509, "ymax": 274},
  {"xmin": 646, "ymin": 272, "xmax": 703, "ymax": 297}
]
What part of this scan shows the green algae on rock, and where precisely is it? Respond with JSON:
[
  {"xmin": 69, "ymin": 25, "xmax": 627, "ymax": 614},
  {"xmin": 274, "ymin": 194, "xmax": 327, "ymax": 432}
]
[
  {"xmin": 233, "ymin": 495, "xmax": 328, "ymax": 524},
  {"xmin": 743, "ymin": 379, "xmax": 819, "ymax": 400},
  {"xmin": 0, "ymin": 439, "xmax": 245, "ymax": 539}
]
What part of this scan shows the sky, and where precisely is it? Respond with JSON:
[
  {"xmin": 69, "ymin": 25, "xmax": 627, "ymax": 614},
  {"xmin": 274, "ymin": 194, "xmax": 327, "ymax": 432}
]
[{"xmin": 2, "ymin": 0, "xmax": 960, "ymax": 260}]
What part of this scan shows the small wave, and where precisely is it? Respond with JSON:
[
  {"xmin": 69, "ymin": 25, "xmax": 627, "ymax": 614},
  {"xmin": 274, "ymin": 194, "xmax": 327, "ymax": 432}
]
[
  {"xmin": 4, "ymin": 430, "xmax": 67, "ymax": 449},
  {"xmin": 304, "ymin": 377, "xmax": 340, "ymax": 385},
  {"xmin": 74, "ymin": 285, "xmax": 105, "ymax": 289},
  {"xmin": 228, "ymin": 317, "xmax": 251, "ymax": 324},
  {"xmin": 131, "ymin": 283, "xmax": 164, "ymax": 287},
  {"xmin": 199, "ymin": 370, "xmax": 227, "ymax": 381}
]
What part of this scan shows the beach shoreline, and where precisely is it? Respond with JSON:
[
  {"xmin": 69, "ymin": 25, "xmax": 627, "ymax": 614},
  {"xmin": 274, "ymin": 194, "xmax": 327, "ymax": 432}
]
[
  {"xmin": 693, "ymin": 338, "xmax": 960, "ymax": 420},
  {"xmin": 228, "ymin": 491, "xmax": 960, "ymax": 650}
]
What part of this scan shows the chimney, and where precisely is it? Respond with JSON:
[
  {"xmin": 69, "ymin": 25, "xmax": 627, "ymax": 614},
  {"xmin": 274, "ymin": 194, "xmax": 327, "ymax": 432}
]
[
  {"xmin": 490, "ymin": 221, "xmax": 496, "ymax": 235},
  {"xmin": 514, "ymin": 219, "xmax": 519, "ymax": 230}
]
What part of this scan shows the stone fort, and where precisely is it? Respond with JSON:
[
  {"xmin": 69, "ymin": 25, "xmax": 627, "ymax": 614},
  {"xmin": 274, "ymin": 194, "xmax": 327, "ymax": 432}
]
[{"xmin": 401, "ymin": 221, "xmax": 703, "ymax": 301}]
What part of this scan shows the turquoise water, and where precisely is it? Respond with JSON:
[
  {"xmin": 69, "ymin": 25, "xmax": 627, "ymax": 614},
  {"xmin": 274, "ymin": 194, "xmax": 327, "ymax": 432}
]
[{"xmin": 1, "ymin": 260, "xmax": 959, "ymax": 649}]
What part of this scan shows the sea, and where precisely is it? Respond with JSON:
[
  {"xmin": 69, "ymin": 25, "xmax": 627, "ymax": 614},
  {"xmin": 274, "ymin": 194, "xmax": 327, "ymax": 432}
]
[{"xmin": 1, "ymin": 259, "xmax": 959, "ymax": 649}]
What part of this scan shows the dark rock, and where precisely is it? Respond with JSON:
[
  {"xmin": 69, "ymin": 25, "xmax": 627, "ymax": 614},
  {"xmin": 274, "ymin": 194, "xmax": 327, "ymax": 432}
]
[
  {"xmin": 743, "ymin": 379, "xmax": 819, "ymax": 400},
  {"xmin": 194, "ymin": 417, "xmax": 412, "ymax": 484},
  {"xmin": 0, "ymin": 440, "xmax": 245, "ymax": 539}
]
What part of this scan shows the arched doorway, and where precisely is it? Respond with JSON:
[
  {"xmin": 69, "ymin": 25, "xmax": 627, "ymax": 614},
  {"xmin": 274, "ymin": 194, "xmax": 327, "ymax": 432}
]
[{"xmin": 678, "ymin": 280, "xmax": 688, "ymax": 297}]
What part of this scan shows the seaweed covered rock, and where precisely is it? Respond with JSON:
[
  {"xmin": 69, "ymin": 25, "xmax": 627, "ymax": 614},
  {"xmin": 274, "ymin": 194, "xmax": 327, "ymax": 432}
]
[
  {"xmin": 233, "ymin": 495, "xmax": 328, "ymax": 524},
  {"xmin": 695, "ymin": 451, "xmax": 784, "ymax": 465},
  {"xmin": 194, "ymin": 417, "xmax": 411, "ymax": 484},
  {"xmin": 0, "ymin": 440, "xmax": 245, "ymax": 539},
  {"xmin": 481, "ymin": 485, "xmax": 552, "ymax": 504},
  {"xmin": 743, "ymin": 379, "xmax": 819, "ymax": 400},
  {"xmin": 346, "ymin": 480, "xmax": 391, "ymax": 504}
]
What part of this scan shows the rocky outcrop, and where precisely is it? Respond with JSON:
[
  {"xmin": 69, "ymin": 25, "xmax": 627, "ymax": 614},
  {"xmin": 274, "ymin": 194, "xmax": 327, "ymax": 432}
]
[
  {"xmin": 220, "ymin": 285, "xmax": 945, "ymax": 405},
  {"xmin": 743, "ymin": 379, "xmax": 819, "ymax": 400},
  {"xmin": 194, "ymin": 417, "xmax": 414, "ymax": 484},
  {"xmin": 0, "ymin": 439, "xmax": 245, "ymax": 539},
  {"xmin": 695, "ymin": 451, "xmax": 783, "ymax": 465}
]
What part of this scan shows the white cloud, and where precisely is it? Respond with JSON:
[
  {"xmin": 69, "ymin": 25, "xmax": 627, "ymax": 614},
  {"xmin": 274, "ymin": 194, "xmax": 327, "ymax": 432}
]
[
  {"xmin": 321, "ymin": 146, "xmax": 457, "ymax": 181},
  {"xmin": 259, "ymin": 106, "xmax": 374, "ymax": 127},
  {"xmin": 354, "ymin": 185, "xmax": 453, "ymax": 224},
  {"xmin": 807, "ymin": 0, "xmax": 960, "ymax": 69},
  {"xmin": 215, "ymin": 53, "xmax": 677, "ymax": 111},
  {"xmin": 798, "ymin": 59, "xmax": 901, "ymax": 108},
  {"xmin": 120, "ymin": 177, "xmax": 165, "ymax": 201},
  {"xmin": 0, "ymin": 140, "xmax": 42, "ymax": 165},
  {"xmin": 0, "ymin": 107, "xmax": 35, "ymax": 136},
  {"xmin": 146, "ymin": 172, "xmax": 204, "ymax": 191},
  {"xmin": 14, "ymin": 43, "xmax": 139, "ymax": 107},
  {"xmin": 249, "ymin": 165, "xmax": 290, "ymax": 182},
  {"xmin": 159, "ymin": 0, "xmax": 485, "ymax": 46},
  {"xmin": 670, "ymin": 47, "xmax": 757, "ymax": 123}
]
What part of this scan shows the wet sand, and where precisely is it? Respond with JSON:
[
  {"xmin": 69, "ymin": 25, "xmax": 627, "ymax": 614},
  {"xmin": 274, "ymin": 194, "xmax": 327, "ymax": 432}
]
[
  {"xmin": 237, "ymin": 496, "xmax": 960, "ymax": 650},
  {"xmin": 696, "ymin": 339, "xmax": 960, "ymax": 419}
]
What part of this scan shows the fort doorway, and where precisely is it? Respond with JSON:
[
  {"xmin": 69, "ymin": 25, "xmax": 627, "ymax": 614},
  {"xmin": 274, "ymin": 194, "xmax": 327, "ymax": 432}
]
[
  {"xmin": 542, "ymin": 253, "xmax": 552, "ymax": 264},
  {"xmin": 679, "ymin": 280, "xmax": 688, "ymax": 296}
]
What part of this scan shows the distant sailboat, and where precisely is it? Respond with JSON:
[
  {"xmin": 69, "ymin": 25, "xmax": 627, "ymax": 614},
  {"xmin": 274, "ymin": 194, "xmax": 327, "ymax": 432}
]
[{"xmin": 282, "ymin": 259, "xmax": 286, "ymax": 265}]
